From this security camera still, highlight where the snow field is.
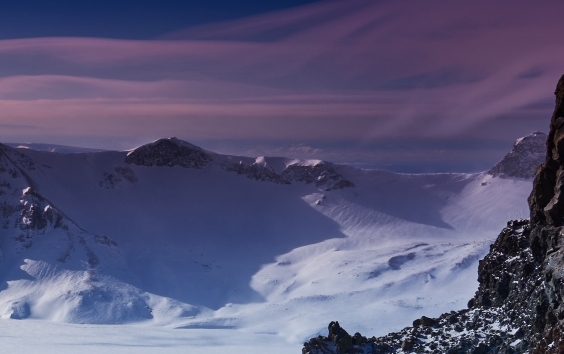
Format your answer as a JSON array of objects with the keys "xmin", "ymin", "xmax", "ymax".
[{"xmin": 0, "ymin": 138, "xmax": 536, "ymax": 352}]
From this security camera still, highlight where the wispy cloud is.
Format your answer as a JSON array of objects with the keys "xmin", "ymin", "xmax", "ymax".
[{"xmin": 0, "ymin": 0, "xmax": 562, "ymax": 170}]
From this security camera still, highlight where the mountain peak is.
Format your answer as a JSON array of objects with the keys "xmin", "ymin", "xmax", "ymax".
[
  {"xmin": 125, "ymin": 137, "xmax": 212, "ymax": 168},
  {"xmin": 129, "ymin": 137, "xmax": 206, "ymax": 152},
  {"xmin": 488, "ymin": 131, "xmax": 546, "ymax": 179}
]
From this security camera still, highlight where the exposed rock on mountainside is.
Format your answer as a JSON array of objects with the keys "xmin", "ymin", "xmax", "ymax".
[
  {"xmin": 224, "ymin": 159, "xmax": 286, "ymax": 184},
  {"xmin": 302, "ymin": 75, "xmax": 564, "ymax": 353},
  {"xmin": 99, "ymin": 166, "xmax": 137, "ymax": 189},
  {"xmin": 488, "ymin": 132, "xmax": 546, "ymax": 179},
  {"xmin": 126, "ymin": 137, "xmax": 354, "ymax": 190},
  {"xmin": 303, "ymin": 300, "xmax": 526, "ymax": 353},
  {"xmin": 281, "ymin": 163, "xmax": 355, "ymax": 190},
  {"xmin": 125, "ymin": 138, "xmax": 213, "ymax": 168},
  {"xmin": 529, "ymin": 75, "xmax": 564, "ymax": 225},
  {"xmin": 14, "ymin": 187, "xmax": 64, "ymax": 250},
  {"xmin": 224, "ymin": 158, "xmax": 355, "ymax": 190}
]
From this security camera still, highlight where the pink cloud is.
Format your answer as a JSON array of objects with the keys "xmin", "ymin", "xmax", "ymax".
[{"xmin": 0, "ymin": 0, "xmax": 563, "ymax": 151}]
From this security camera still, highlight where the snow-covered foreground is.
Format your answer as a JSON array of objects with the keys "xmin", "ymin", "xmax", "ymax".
[
  {"xmin": 0, "ymin": 133, "xmax": 543, "ymax": 352},
  {"xmin": 0, "ymin": 320, "xmax": 297, "ymax": 354}
]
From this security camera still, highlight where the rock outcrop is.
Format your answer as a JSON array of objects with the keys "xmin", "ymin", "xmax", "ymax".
[
  {"xmin": 529, "ymin": 75, "xmax": 564, "ymax": 225},
  {"xmin": 125, "ymin": 138, "xmax": 355, "ymax": 190},
  {"xmin": 303, "ymin": 302, "xmax": 526, "ymax": 353},
  {"xmin": 488, "ymin": 132, "xmax": 546, "ymax": 179},
  {"xmin": 223, "ymin": 159, "xmax": 355, "ymax": 190},
  {"xmin": 302, "ymin": 75, "xmax": 564, "ymax": 353}
]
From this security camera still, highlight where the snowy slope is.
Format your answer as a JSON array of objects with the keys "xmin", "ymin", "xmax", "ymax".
[
  {"xmin": 0, "ymin": 132, "xmax": 545, "ymax": 349},
  {"xmin": 0, "ymin": 143, "xmax": 196, "ymax": 323}
]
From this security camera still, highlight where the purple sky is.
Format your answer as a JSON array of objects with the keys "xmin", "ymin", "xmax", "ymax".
[{"xmin": 1, "ymin": 0, "xmax": 563, "ymax": 172}]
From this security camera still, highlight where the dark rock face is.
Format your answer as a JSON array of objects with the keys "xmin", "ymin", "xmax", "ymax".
[
  {"xmin": 303, "ymin": 306, "xmax": 526, "ymax": 353},
  {"xmin": 281, "ymin": 164, "xmax": 351, "ymax": 190},
  {"xmin": 470, "ymin": 220, "xmax": 564, "ymax": 353},
  {"xmin": 125, "ymin": 138, "xmax": 212, "ymax": 169},
  {"xmin": 303, "ymin": 321, "xmax": 367, "ymax": 354},
  {"xmin": 488, "ymin": 132, "xmax": 546, "ymax": 179},
  {"xmin": 18, "ymin": 187, "xmax": 64, "ymax": 232},
  {"xmin": 224, "ymin": 161, "xmax": 288, "ymax": 184},
  {"xmin": 529, "ymin": 75, "xmax": 564, "ymax": 225},
  {"xmin": 302, "ymin": 75, "xmax": 564, "ymax": 354},
  {"xmin": 328, "ymin": 321, "xmax": 353, "ymax": 353}
]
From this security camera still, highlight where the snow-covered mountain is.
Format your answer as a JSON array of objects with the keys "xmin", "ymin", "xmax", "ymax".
[
  {"xmin": 0, "ymin": 143, "xmax": 196, "ymax": 323},
  {"xmin": 0, "ymin": 132, "xmax": 545, "ymax": 347}
]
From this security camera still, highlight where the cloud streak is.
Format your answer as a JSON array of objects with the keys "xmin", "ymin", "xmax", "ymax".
[{"xmin": 0, "ymin": 0, "xmax": 562, "ymax": 170}]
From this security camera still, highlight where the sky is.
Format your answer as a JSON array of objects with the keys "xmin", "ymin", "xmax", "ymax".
[{"xmin": 0, "ymin": 0, "xmax": 563, "ymax": 172}]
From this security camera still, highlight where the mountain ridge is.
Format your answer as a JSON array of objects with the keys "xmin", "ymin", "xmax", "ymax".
[{"xmin": 0, "ymin": 129, "xmax": 546, "ymax": 347}]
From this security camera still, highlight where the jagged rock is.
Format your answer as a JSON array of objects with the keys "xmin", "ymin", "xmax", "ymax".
[
  {"xmin": 224, "ymin": 161, "xmax": 287, "ymax": 184},
  {"xmin": 281, "ymin": 164, "xmax": 350, "ymax": 189},
  {"xmin": 302, "ymin": 307, "xmax": 524, "ymax": 354},
  {"xmin": 125, "ymin": 138, "xmax": 212, "ymax": 169},
  {"xmin": 401, "ymin": 338, "xmax": 414, "ymax": 350},
  {"xmin": 328, "ymin": 321, "xmax": 353, "ymax": 354},
  {"xmin": 488, "ymin": 132, "xmax": 546, "ymax": 179},
  {"xmin": 529, "ymin": 74, "xmax": 564, "ymax": 225},
  {"xmin": 419, "ymin": 315, "xmax": 438, "ymax": 327},
  {"xmin": 223, "ymin": 159, "xmax": 355, "ymax": 190},
  {"xmin": 17, "ymin": 187, "xmax": 63, "ymax": 235},
  {"xmin": 351, "ymin": 332, "xmax": 367, "ymax": 345}
]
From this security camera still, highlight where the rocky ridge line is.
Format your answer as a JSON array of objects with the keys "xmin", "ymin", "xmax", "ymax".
[
  {"xmin": 125, "ymin": 138, "xmax": 355, "ymax": 190},
  {"xmin": 224, "ymin": 160, "xmax": 355, "ymax": 190}
]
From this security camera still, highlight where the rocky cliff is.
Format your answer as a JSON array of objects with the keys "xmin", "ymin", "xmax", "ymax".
[
  {"xmin": 301, "ymin": 76, "xmax": 564, "ymax": 354},
  {"xmin": 488, "ymin": 132, "xmax": 546, "ymax": 179},
  {"xmin": 529, "ymin": 75, "xmax": 564, "ymax": 226}
]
